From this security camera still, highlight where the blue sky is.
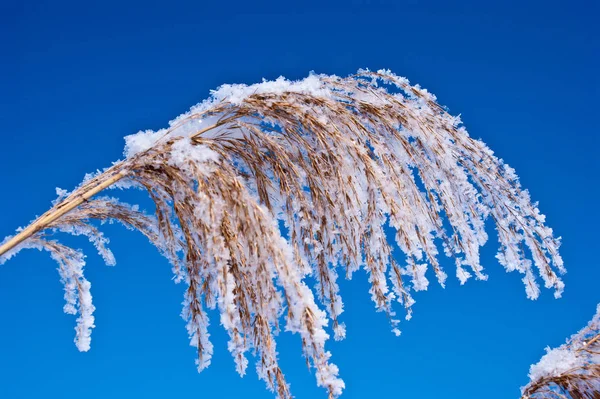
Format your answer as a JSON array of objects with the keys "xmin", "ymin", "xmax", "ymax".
[{"xmin": 0, "ymin": 1, "xmax": 598, "ymax": 398}]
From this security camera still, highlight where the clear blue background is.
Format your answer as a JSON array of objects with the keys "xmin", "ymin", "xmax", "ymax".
[{"xmin": 0, "ymin": 1, "xmax": 598, "ymax": 398}]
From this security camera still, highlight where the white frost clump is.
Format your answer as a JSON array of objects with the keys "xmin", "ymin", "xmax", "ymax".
[
  {"xmin": 523, "ymin": 303, "xmax": 600, "ymax": 397},
  {"xmin": 528, "ymin": 346, "xmax": 581, "ymax": 381},
  {"xmin": 124, "ymin": 129, "xmax": 168, "ymax": 158},
  {"xmin": 209, "ymin": 73, "xmax": 332, "ymax": 105},
  {"xmin": 168, "ymin": 140, "xmax": 220, "ymax": 178}
]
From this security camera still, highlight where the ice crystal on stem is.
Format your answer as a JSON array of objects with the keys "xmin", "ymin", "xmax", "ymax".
[{"xmin": 0, "ymin": 70, "xmax": 566, "ymax": 398}]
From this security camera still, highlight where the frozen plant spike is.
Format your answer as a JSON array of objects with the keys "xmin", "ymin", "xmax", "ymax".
[
  {"xmin": 0, "ymin": 70, "xmax": 566, "ymax": 399},
  {"xmin": 521, "ymin": 303, "xmax": 600, "ymax": 399}
]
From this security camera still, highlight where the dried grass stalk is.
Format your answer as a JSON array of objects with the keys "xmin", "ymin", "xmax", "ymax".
[
  {"xmin": 522, "ymin": 304, "xmax": 600, "ymax": 399},
  {"xmin": 0, "ymin": 69, "xmax": 566, "ymax": 398}
]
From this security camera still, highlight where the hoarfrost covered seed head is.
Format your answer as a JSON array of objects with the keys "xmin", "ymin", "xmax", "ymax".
[
  {"xmin": 522, "ymin": 304, "xmax": 600, "ymax": 398},
  {"xmin": 0, "ymin": 69, "xmax": 567, "ymax": 399}
]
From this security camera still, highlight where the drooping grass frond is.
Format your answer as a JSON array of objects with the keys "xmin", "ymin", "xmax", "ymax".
[
  {"xmin": 0, "ymin": 69, "xmax": 565, "ymax": 398},
  {"xmin": 521, "ymin": 304, "xmax": 600, "ymax": 399}
]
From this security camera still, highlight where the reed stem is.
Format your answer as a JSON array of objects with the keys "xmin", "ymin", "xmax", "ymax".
[{"xmin": 0, "ymin": 169, "xmax": 127, "ymax": 257}]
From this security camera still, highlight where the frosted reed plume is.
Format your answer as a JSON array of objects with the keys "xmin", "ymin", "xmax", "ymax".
[
  {"xmin": 0, "ymin": 69, "xmax": 566, "ymax": 398},
  {"xmin": 522, "ymin": 304, "xmax": 600, "ymax": 399}
]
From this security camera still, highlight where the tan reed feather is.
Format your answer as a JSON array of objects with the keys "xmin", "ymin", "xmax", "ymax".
[
  {"xmin": 0, "ymin": 70, "xmax": 567, "ymax": 398},
  {"xmin": 521, "ymin": 307, "xmax": 600, "ymax": 399}
]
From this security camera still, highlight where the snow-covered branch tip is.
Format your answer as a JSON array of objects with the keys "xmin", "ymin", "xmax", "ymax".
[
  {"xmin": 0, "ymin": 69, "xmax": 566, "ymax": 398},
  {"xmin": 521, "ymin": 304, "xmax": 600, "ymax": 399}
]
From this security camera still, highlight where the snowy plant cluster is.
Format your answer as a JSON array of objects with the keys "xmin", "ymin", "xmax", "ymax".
[
  {"xmin": 0, "ymin": 70, "xmax": 566, "ymax": 398},
  {"xmin": 522, "ymin": 304, "xmax": 600, "ymax": 398},
  {"xmin": 0, "ymin": 197, "xmax": 167, "ymax": 351}
]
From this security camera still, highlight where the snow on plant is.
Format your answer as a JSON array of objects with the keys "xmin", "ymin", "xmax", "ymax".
[
  {"xmin": 522, "ymin": 304, "xmax": 600, "ymax": 398},
  {"xmin": 0, "ymin": 69, "xmax": 566, "ymax": 398}
]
